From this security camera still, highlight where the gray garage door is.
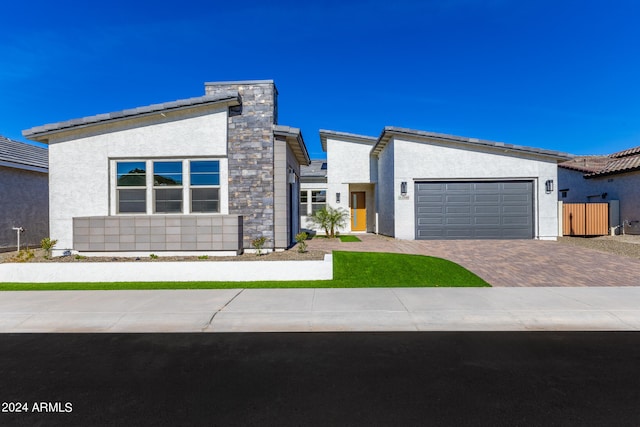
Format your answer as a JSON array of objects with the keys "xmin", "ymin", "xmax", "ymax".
[{"xmin": 415, "ymin": 181, "xmax": 533, "ymax": 239}]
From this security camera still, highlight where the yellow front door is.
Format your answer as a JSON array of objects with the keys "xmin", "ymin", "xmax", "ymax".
[{"xmin": 350, "ymin": 192, "xmax": 366, "ymax": 231}]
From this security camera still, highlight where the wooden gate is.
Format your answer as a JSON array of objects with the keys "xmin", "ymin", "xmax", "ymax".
[{"xmin": 562, "ymin": 203, "xmax": 609, "ymax": 236}]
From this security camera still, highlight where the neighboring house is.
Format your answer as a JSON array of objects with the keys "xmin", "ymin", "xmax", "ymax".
[
  {"xmin": 320, "ymin": 127, "xmax": 570, "ymax": 240},
  {"xmin": 559, "ymin": 146, "xmax": 640, "ymax": 232},
  {"xmin": 299, "ymin": 159, "xmax": 328, "ymax": 231},
  {"xmin": 23, "ymin": 80, "xmax": 310, "ymax": 256},
  {"xmin": 0, "ymin": 135, "xmax": 49, "ymax": 250}
]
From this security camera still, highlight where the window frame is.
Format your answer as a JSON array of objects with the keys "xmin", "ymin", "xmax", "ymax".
[
  {"xmin": 111, "ymin": 158, "xmax": 227, "ymax": 216},
  {"xmin": 116, "ymin": 161, "xmax": 147, "ymax": 214},
  {"xmin": 153, "ymin": 161, "xmax": 184, "ymax": 214},
  {"xmin": 189, "ymin": 160, "xmax": 221, "ymax": 213}
]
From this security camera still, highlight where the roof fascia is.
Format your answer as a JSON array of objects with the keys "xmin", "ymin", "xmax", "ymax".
[
  {"xmin": 0, "ymin": 160, "xmax": 48, "ymax": 173},
  {"xmin": 319, "ymin": 130, "xmax": 376, "ymax": 152},
  {"xmin": 372, "ymin": 127, "xmax": 571, "ymax": 162},
  {"xmin": 274, "ymin": 126, "xmax": 311, "ymax": 166},
  {"xmin": 23, "ymin": 96, "xmax": 240, "ymax": 143}
]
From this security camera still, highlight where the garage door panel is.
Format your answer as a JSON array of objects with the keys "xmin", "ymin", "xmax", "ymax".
[
  {"xmin": 475, "ymin": 206, "xmax": 500, "ymax": 214},
  {"xmin": 446, "ymin": 206, "xmax": 471, "ymax": 214},
  {"xmin": 417, "ymin": 217, "xmax": 444, "ymax": 225},
  {"xmin": 418, "ymin": 195, "xmax": 443, "ymax": 203},
  {"xmin": 503, "ymin": 182, "xmax": 531, "ymax": 191},
  {"xmin": 446, "ymin": 195, "xmax": 471, "ymax": 203},
  {"xmin": 474, "ymin": 182, "xmax": 501, "ymax": 191},
  {"xmin": 474, "ymin": 217, "xmax": 501, "ymax": 225},
  {"xmin": 415, "ymin": 181, "xmax": 533, "ymax": 240},
  {"xmin": 503, "ymin": 216, "xmax": 531, "ymax": 225},
  {"xmin": 503, "ymin": 194, "xmax": 530, "ymax": 203},
  {"xmin": 503, "ymin": 205, "xmax": 529, "ymax": 214},
  {"xmin": 446, "ymin": 183, "xmax": 472, "ymax": 191},
  {"xmin": 446, "ymin": 217, "xmax": 472, "ymax": 225},
  {"xmin": 418, "ymin": 206, "xmax": 443, "ymax": 214},
  {"xmin": 475, "ymin": 194, "xmax": 501, "ymax": 203}
]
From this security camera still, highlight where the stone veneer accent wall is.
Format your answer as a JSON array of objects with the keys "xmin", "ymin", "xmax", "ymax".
[{"xmin": 205, "ymin": 81, "xmax": 277, "ymax": 249}]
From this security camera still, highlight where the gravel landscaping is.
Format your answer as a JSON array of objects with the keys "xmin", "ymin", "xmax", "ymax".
[
  {"xmin": 0, "ymin": 247, "xmax": 327, "ymax": 263},
  {"xmin": 557, "ymin": 235, "xmax": 640, "ymax": 259}
]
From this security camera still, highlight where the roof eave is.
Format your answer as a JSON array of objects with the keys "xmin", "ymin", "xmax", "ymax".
[
  {"xmin": 0, "ymin": 160, "xmax": 48, "ymax": 173},
  {"xmin": 372, "ymin": 127, "xmax": 572, "ymax": 162},
  {"xmin": 23, "ymin": 95, "xmax": 241, "ymax": 143},
  {"xmin": 274, "ymin": 125, "xmax": 311, "ymax": 166},
  {"xmin": 319, "ymin": 129, "xmax": 377, "ymax": 153}
]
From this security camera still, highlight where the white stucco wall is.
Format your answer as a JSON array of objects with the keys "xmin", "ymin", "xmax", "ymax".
[
  {"xmin": 47, "ymin": 107, "xmax": 229, "ymax": 251},
  {"xmin": 0, "ymin": 254, "xmax": 333, "ymax": 282},
  {"xmin": 325, "ymin": 137, "xmax": 376, "ymax": 233},
  {"xmin": 380, "ymin": 137, "xmax": 559, "ymax": 240}
]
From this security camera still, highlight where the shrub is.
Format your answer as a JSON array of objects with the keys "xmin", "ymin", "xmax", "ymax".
[
  {"xmin": 40, "ymin": 237, "xmax": 58, "ymax": 259},
  {"xmin": 11, "ymin": 248, "xmax": 35, "ymax": 263},
  {"xmin": 198, "ymin": 255, "xmax": 209, "ymax": 260},
  {"xmin": 251, "ymin": 236, "xmax": 268, "ymax": 256},
  {"xmin": 150, "ymin": 254, "xmax": 159, "ymax": 259},
  {"xmin": 295, "ymin": 232, "xmax": 308, "ymax": 253}
]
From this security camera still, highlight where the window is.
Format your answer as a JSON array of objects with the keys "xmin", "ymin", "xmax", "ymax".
[
  {"xmin": 154, "ymin": 161, "xmax": 183, "ymax": 213},
  {"xmin": 113, "ymin": 158, "xmax": 225, "ymax": 215},
  {"xmin": 190, "ymin": 160, "xmax": 220, "ymax": 213},
  {"xmin": 117, "ymin": 162, "xmax": 146, "ymax": 213},
  {"xmin": 311, "ymin": 190, "xmax": 326, "ymax": 214}
]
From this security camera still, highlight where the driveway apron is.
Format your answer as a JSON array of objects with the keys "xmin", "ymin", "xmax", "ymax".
[{"xmin": 307, "ymin": 235, "xmax": 640, "ymax": 287}]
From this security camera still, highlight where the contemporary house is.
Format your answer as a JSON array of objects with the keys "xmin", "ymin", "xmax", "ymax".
[
  {"xmin": 320, "ymin": 127, "xmax": 570, "ymax": 240},
  {"xmin": 559, "ymin": 146, "xmax": 640, "ymax": 233},
  {"xmin": 0, "ymin": 135, "xmax": 49, "ymax": 250},
  {"xmin": 23, "ymin": 80, "xmax": 310, "ymax": 256}
]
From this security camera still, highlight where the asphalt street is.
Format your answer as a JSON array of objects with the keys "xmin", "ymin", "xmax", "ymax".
[{"xmin": 1, "ymin": 332, "xmax": 639, "ymax": 426}]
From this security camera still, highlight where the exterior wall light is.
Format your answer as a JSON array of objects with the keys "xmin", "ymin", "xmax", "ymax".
[
  {"xmin": 336, "ymin": 193, "xmax": 341, "ymax": 203},
  {"xmin": 545, "ymin": 180, "xmax": 554, "ymax": 193},
  {"xmin": 400, "ymin": 181, "xmax": 408, "ymax": 196}
]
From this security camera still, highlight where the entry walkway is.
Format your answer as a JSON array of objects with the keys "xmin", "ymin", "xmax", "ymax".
[
  {"xmin": 307, "ymin": 234, "xmax": 640, "ymax": 287},
  {"xmin": 1, "ymin": 287, "xmax": 639, "ymax": 332}
]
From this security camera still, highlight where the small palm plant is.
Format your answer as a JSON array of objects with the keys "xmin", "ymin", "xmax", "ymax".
[{"xmin": 308, "ymin": 206, "xmax": 349, "ymax": 238}]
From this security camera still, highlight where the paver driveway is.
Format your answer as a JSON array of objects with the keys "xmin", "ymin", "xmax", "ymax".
[{"xmin": 307, "ymin": 234, "xmax": 640, "ymax": 287}]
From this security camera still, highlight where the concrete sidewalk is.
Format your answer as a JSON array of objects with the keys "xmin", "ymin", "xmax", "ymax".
[{"xmin": 1, "ymin": 287, "xmax": 639, "ymax": 332}]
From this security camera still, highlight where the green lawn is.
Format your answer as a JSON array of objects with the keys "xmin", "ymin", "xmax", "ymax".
[{"xmin": 0, "ymin": 251, "xmax": 490, "ymax": 290}]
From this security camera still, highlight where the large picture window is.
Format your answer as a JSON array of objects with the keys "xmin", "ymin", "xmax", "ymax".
[
  {"xmin": 117, "ymin": 162, "xmax": 146, "ymax": 213},
  {"xmin": 190, "ymin": 160, "xmax": 220, "ymax": 213},
  {"xmin": 113, "ymin": 159, "xmax": 224, "ymax": 215}
]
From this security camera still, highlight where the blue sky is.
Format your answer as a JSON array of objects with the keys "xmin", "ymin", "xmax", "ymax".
[{"xmin": 2, "ymin": 0, "xmax": 639, "ymax": 158}]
